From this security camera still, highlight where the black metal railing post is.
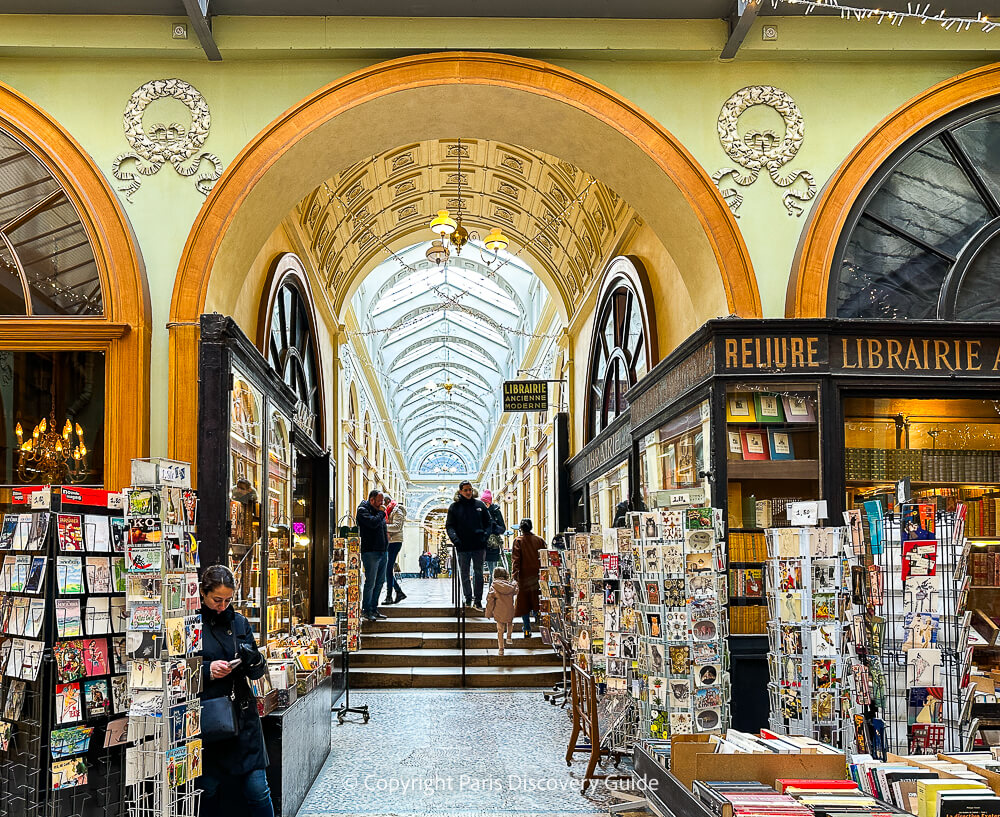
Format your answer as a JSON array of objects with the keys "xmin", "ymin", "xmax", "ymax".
[{"xmin": 450, "ymin": 546, "xmax": 467, "ymax": 686}]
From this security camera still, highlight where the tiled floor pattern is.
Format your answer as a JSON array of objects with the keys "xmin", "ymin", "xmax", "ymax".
[{"xmin": 296, "ymin": 689, "xmax": 631, "ymax": 817}]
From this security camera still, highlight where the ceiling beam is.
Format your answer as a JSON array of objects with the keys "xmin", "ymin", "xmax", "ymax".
[
  {"xmin": 720, "ymin": 0, "xmax": 760, "ymax": 60},
  {"xmin": 181, "ymin": 0, "xmax": 222, "ymax": 61}
]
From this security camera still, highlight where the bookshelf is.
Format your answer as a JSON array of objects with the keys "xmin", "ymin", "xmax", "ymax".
[{"xmin": 725, "ymin": 386, "xmax": 821, "ymax": 635}]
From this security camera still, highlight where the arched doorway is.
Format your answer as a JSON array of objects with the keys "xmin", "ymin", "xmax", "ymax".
[
  {"xmin": 168, "ymin": 51, "xmax": 758, "ymax": 469},
  {"xmin": 0, "ymin": 82, "xmax": 150, "ymax": 489}
]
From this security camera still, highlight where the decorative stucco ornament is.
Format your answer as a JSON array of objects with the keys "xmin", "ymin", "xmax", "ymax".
[
  {"xmin": 712, "ymin": 85, "xmax": 816, "ymax": 217},
  {"xmin": 112, "ymin": 78, "xmax": 224, "ymax": 201}
]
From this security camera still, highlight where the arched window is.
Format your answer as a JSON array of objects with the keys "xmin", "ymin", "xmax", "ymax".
[
  {"xmin": 259, "ymin": 254, "xmax": 323, "ymax": 443},
  {"xmin": 586, "ymin": 256, "xmax": 656, "ymax": 442},
  {"xmin": 832, "ymin": 99, "xmax": 1000, "ymax": 320}
]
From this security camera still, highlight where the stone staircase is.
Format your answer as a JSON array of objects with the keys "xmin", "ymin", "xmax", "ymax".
[{"xmin": 352, "ymin": 601, "xmax": 564, "ymax": 688}]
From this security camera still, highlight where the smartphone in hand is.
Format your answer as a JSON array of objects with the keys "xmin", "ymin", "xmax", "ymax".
[{"xmin": 227, "ymin": 658, "xmax": 242, "ymax": 669}]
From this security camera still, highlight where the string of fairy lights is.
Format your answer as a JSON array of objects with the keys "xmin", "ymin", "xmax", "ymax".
[{"xmin": 775, "ymin": 0, "xmax": 999, "ymax": 30}]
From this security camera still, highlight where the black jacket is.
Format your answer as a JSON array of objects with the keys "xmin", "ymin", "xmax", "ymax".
[
  {"xmin": 356, "ymin": 500, "xmax": 389, "ymax": 553},
  {"xmin": 485, "ymin": 504, "xmax": 505, "ymax": 560},
  {"xmin": 445, "ymin": 493, "xmax": 492, "ymax": 553},
  {"xmin": 200, "ymin": 604, "xmax": 268, "ymax": 776}
]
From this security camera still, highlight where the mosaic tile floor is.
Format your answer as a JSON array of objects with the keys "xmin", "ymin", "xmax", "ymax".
[{"xmin": 295, "ymin": 690, "xmax": 632, "ymax": 817}]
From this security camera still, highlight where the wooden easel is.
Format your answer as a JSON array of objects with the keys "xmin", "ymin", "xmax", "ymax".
[{"xmin": 565, "ymin": 663, "xmax": 629, "ymax": 792}]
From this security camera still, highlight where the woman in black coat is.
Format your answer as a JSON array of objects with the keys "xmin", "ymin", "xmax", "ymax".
[{"xmin": 199, "ymin": 564, "xmax": 274, "ymax": 817}]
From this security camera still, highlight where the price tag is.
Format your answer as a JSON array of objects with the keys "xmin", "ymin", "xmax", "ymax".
[
  {"xmin": 30, "ymin": 487, "xmax": 51, "ymax": 510},
  {"xmin": 787, "ymin": 501, "xmax": 819, "ymax": 527},
  {"xmin": 159, "ymin": 463, "xmax": 189, "ymax": 486},
  {"xmin": 107, "ymin": 493, "xmax": 125, "ymax": 511},
  {"xmin": 670, "ymin": 492, "xmax": 690, "ymax": 506}
]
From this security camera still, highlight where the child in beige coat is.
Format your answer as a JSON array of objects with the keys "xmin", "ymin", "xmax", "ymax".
[{"xmin": 484, "ymin": 567, "xmax": 518, "ymax": 655}]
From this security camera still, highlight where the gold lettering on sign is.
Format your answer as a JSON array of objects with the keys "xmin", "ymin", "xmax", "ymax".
[
  {"xmin": 725, "ymin": 339, "xmax": 738, "ymax": 368},
  {"xmin": 791, "ymin": 337, "xmax": 804, "ymax": 367},
  {"xmin": 968, "ymin": 340, "xmax": 982, "ymax": 370},
  {"xmin": 887, "ymin": 339, "xmax": 903, "ymax": 370}
]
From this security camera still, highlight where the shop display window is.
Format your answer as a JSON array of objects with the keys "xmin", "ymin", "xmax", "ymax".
[
  {"xmin": 229, "ymin": 373, "xmax": 263, "ymax": 640},
  {"xmin": 0, "ymin": 350, "xmax": 105, "ymax": 488},
  {"xmin": 638, "ymin": 400, "xmax": 710, "ymax": 510},
  {"xmin": 725, "ymin": 384, "xmax": 821, "ymax": 635},
  {"xmin": 267, "ymin": 413, "xmax": 292, "ymax": 639},
  {"xmin": 587, "ymin": 459, "xmax": 628, "ymax": 530},
  {"xmin": 292, "ymin": 459, "xmax": 314, "ymax": 625}
]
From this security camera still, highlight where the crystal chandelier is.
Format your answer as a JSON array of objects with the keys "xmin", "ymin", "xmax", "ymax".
[
  {"xmin": 15, "ymin": 394, "xmax": 88, "ymax": 484},
  {"xmin": 426, "ymin": 139, "xmax": 510, "ymax": 268}
]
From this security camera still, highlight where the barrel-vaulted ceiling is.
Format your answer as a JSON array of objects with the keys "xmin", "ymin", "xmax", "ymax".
[
  {"xmin": 351, "ymin": 240, "xmax": 541, "ymax": 477},
  {"xmin": 292, "ymin": 138, "xmax": 637, "ymax": 479},
  {"xmin": 295, "ymin": 138, "xmax": 637, "ymax": 322}
]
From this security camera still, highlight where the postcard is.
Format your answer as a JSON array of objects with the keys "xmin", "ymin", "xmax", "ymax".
[
  {"xmin": 23, "ymin": 556, "xmax": 46, "ymax": 594},
  {"xmin": 129, "ymin": 601, "xmax": 163, "ymax": 632},
  {"xmin": 187, "ymin": 738, "xmax": 202, "ymax": 779},
  {"xmin": 83, "ymin": 596, "xmax": 112, "ymax": 635},
  {"xmin": 85, "ymin": 556, "xmax": 113, "ymax": 594},
  {"xmin": 104, "ymin": 717, "xmax": 129, "ymax": 748},
  {"xmin": 26, "ymin": 513, "xmax": 49, "ymax": 550},
  {"xmin": 50, "ymin": 725, "xmax": 94, "ymax": 759},
  {"xmin": 109, "ymin": 517, "xmax": 126, "ymax": 552},
  {"xmin": 126, "ymin": 545, "xmax": 161, "ymax": 573},
  {"xmin": 56, "ymin": 556, "xmax": 83, "ymax": 594},
  {"xmin": 111, "ymin": 557, "xmax": 126, "ymax": 592},
  {"xmin": 51, "ymin": 757, "xmax": 87, "ymax": 790},
  {"xmin": 111, "ymin": 675, "xmax": 130, "ymax": 713},
  {"xmin": 57, "ymin": 514, "xmax": 84, "ymax": 552},
  {"xmin": 56, "ymin": 681, "xmax": 82, "ymax": 724},
  {"xmin": 0, "ymin": 514, "xmax": 17, "ymax": 550},
  {"xmin": 82, "ymin": 637, "xmax": 109, "ymax": 676},
  {"xmin": 83, "ymin": 515, "xmax": 111, "ymax": 552},
  {"xmin": 83, "ymin": 678, "xmax": 111, "ymax": 718}
]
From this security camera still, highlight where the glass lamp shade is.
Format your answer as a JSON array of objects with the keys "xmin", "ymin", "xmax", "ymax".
[
  {"xmin": 430, "ymin": 210, "xmax": 457, "ymax": 236},
  {"xmin": 484, "ymin": 227, "xmax": 509, "ymax": 252},
  {"xmin": 425, "ymin": 239, "xmax": 451, "ymax": 266}
]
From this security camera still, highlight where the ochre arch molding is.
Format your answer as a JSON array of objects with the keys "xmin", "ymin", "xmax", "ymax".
[
  {"xmin": 788, "ymin": 62, "xmax": 1000, "ymax": 318},
  {"xmin": 169, "ymin": 51, "xmax": 759, "ymax": 470},
  {"xmin": 0, "ymin": 82, "xmax": 151, "ymax": 489}
]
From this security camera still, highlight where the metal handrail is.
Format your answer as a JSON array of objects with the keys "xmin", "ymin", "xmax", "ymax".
[{"xmin": 450, "ymin": 545, "xmax": 467, "ymax": 686}]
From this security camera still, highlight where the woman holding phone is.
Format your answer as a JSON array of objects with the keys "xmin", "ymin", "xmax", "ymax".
[{"xmin": 200, "ymin": 564, "xmax": 274, "ymax": 817}]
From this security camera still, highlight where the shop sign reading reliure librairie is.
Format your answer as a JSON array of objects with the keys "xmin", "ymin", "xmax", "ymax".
[
  {"xmin": 718, "ymin": 331, "xmax": 1000, "ymax": 376},
  {"xmin": 503, "ymin": 380, "xmax": 548, "ymax": 412}
]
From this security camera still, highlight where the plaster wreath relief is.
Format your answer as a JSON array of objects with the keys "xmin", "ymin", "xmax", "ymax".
[
  {"xmin": 112, "ymin": 78, "xmax": 224, "ymax": 201},
  {"xmin": 712, "ymin": 85, "xmax": 816, "ymax": 218}
]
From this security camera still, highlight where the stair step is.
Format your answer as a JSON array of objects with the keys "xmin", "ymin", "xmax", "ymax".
[
  {"xmin": 379, "ymin": 604, "xmax": 457, "ymax": 618},
  {"xmin": 362, "ymin": 633, "xmax": 547, "ymax": 650},
  {"xmin": 362, "ymin": 616, "xmax": 497, "ymax": 634},
  {"xmin": 350, "ymin": 665, "xmax": 564, "ymax": 688},
  {"xmin": 351, "ymin": 648, "xmax": 562, "ymax": 668}
]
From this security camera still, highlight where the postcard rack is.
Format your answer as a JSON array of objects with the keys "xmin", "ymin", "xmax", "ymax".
[
  {"xmin": 123, "ymin": 459, "xmax": 203, "ymax": 817},
  {"xmin": 765, "ymin": 526, "xmax": 854, "ymax": 750},
  {"xmin": 847, "ymin": 500, "xmax": 972, "ymax": 756},
  {"xmin": 1, "ymin": 487, "xmax": 128, "ymax": 817},
  {"xmin": 627, "ymin": 508, "xmax": 731, "ymax": 742}
]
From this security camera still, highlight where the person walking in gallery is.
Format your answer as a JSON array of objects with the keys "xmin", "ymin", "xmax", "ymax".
[
  {"xmin": 480, "ymin": 489, "xmax": 506, "ymax": 587},
  {"xmin": 382, "ymin": 494, "xmax": 408, "ymax": 604},
  {"xmin": 418, "ymin": 549, "xmax": 431, "ymax": 578},
  {"xmin": 512, "ymin": 517, "xmax": 546, "ymax": 637},
  {"xmin": 199, "ymin": 564, "xmax": 275, "ymax": 817},
  {"xmin": 445, "ymin": 480, "xmax": 493, "ymax": 611},
  {"xmin": 484, "ymin": 566, "xmax": 518, "ymax": 655},
  {"xmin": 356, "ymin": 489, "xmax": 389, "ymax": 621},
  {"xmin": 430, "ymin": 553, "xmax": 441, "ymax": 577}
]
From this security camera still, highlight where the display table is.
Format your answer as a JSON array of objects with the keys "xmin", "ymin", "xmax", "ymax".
[{"xmin": 263, "ymin": 674, "xmax": 334, "ymax": 817}]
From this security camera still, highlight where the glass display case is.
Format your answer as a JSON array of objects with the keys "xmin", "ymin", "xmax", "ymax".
[
  {"xmin": 587, "ymin": 458, "xmax": 628, "ymax": 529},
  {"xmin": 267, "ymin": 412, "xmax": 292, "ymax": 639},
  {"xmin": 637, "ymin": 400, "xmax": 710, "ymax": 510},
  {"xmin": 230, "ymin": 372, "xmax": 264, "ymax": 640}
]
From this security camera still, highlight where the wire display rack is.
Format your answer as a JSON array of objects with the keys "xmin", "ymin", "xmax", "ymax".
[
  {"xmin": 847, "ymin": 501, "xmax": 972, "ymax": 756},
  {"xmin": 765, "ymin": 525, "xmax": 854, "ymax": 750}
]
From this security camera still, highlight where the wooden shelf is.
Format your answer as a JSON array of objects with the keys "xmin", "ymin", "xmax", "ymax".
[
  {"xmin": 845, "ymin": 480, "xmax": 1000, "ymax": 487},
  {"xmin": 728, "ymin": 459, "xmax": 819, "ymax": 480}
]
